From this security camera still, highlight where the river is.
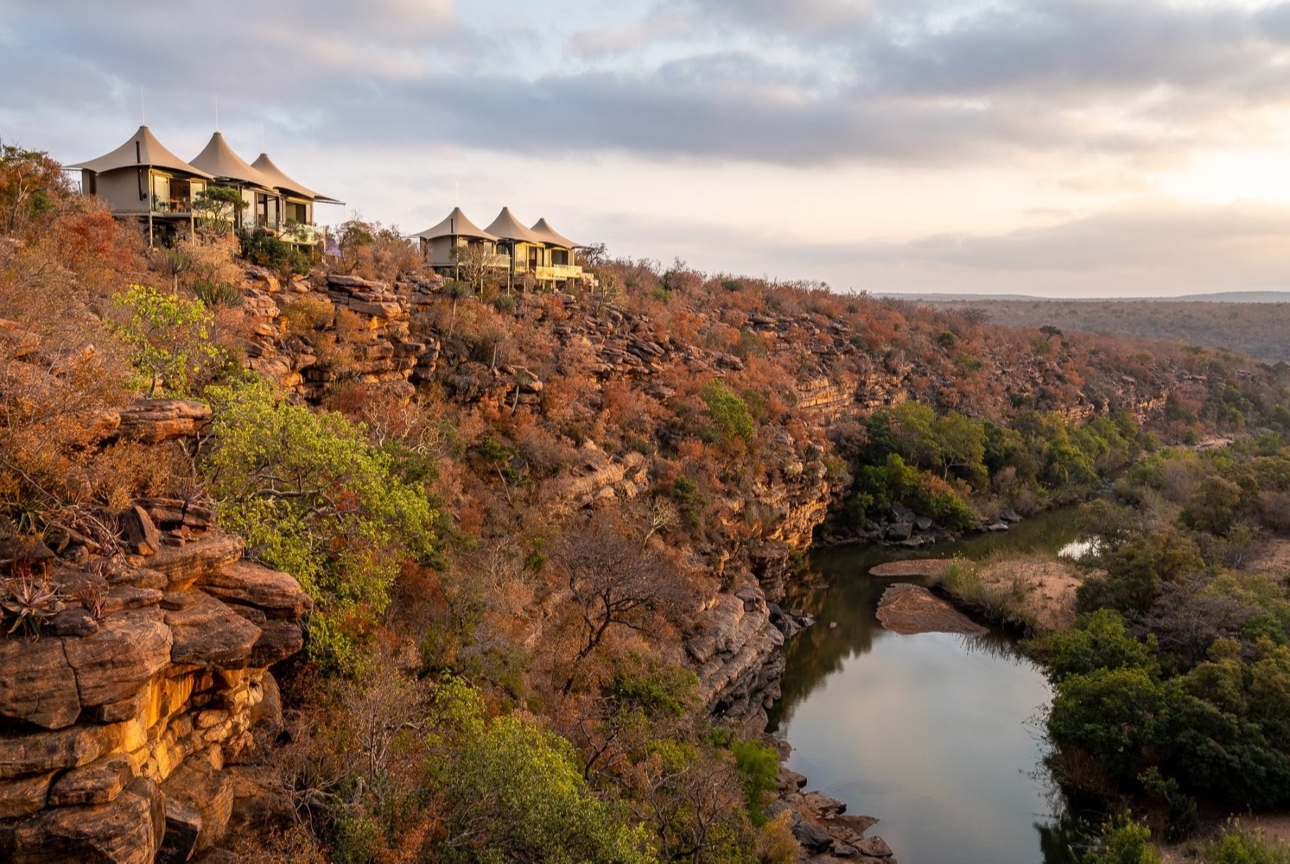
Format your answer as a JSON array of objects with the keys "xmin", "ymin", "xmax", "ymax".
[{"xmin": 767, "ymin": 508, "xmax": 1086, "ymax": 864}]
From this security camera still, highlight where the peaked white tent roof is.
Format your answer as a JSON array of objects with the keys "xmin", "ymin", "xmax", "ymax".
[
  {"xmin": 189, "ymin": 132, "xmax": 276, "ymax": 189},
  {"xmin": 529, "ymin": 218, "xmax": 580, "ymax": 249},
  {"xmin": 485, "ymin": 207, "xmax": 544, "ymax": 244},
  {"xmin": 415, "ymin": 207, "xmax": 498, "ymax": 241},
  {"xmin": 250, "ymin": 153, "xmax": 317, "ymax": 198},
  {"xmin": 68, "ymin": 125, "xmax": 213, "ymax": 179},
  {"xmin": 250, "ymin": 153, "xmax": 345, "ymax": 205}
]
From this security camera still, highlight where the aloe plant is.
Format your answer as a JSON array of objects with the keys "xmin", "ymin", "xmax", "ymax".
[{"xmin": 1, "ymin": 568, "xmax": 62, "ymax": 639}]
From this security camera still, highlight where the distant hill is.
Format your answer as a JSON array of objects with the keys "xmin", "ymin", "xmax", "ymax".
[
  {"xmin": 914, "ymin": 297, "xmax": 1290, "ymax": 363},
  {"xmin": 878, "ymin": 291, "xmax": 1290, "ymax": 304}
]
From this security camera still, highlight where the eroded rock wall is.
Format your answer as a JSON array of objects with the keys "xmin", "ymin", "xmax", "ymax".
[{"xmin": 0, "ymin": 504, "xmax": 310, "ymax": 864}]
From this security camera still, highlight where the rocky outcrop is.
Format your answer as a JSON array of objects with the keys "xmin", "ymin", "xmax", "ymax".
[
  {"xmin": 688, "ymin": 586, "xmax": 787, "ymax": 732},
  {"xmin": 874, "ymin": 583, "xmax": 987, "ymax": 636},
  {"xmin": 0, "ymin": 509, "xmax": 310, "ymax": 862},
  {"xmin": 115, "ymin": 400, "xmax": 212, "ymax": 444},
  {"xmin": 768, "ymin": 760, "xmax": 897, "ymax": 864}
]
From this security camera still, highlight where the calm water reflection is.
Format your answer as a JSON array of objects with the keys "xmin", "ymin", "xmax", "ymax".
[{"xmin": 768, "ymin": 511, "xmax": 1085, "ymax": 864}]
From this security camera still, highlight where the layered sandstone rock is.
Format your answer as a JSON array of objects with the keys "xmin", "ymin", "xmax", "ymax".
[{"xmin": 0, "ymin": 509, "xmax": 310, "ymax": 863}]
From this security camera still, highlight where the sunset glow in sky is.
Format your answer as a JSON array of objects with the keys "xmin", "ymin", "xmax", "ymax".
[{"xmin": 5, "ymin": 0, "xmax": 1290, "ymax": 296}]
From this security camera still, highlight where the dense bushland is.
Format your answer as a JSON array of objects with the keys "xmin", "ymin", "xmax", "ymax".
[
  {"xmin": 5, "ymin": 141, "xmax": 1289, "ymax": 863},
  {"xmin": 1039, "ymin": 407, "xmax": 1290, "ymax": 842}
]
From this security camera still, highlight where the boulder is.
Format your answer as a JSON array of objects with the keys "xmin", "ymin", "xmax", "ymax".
[
  {"xmin": 63, "ymin": 610, "xmax": 173, "ymax": 708},
  {"xmin": 855, "ymin": 836, "xmax": 895, "ymax": 858},
  {"xmin": 161, "ymin": 758, "xmax": 234, "ymax": 852},
  {"xmin": 47, "ymin": 753, "xmax": 135, "ymax": 807},
  {"xmin": 165, "ymin": 592, "xmax": 262, "ymax": 668},
  {"xmin": 119, "ymin": 505, "xmax": 161, "ymax": 556},
  {"xmin": 102, "ymin": 586, "xmax": 165, "ymax": 615},
  {"xmin": 0, "ymin": 723, "xmax": 110, "ymax": 779},
  {"xmin": 116, "ymin": 400, "xmax": 211, "ymax": 444},
  {"xmin": 48, "ymin": 606, "xmax": 100, "ymax": 637},
  {"xmin": 158, "ymin": 798, "xmax": 203, "ymax": 864},
  {"xmin": 802, "ymin": 791, "xmax": 847, "ymax": 817},
  {"xmin": 199, "ymin": 562, "xmax": 312, "ymax": 619},
  {"xmin": 0, "ymin": 771, "xmax": 54, "ymax": 818},
  {"xmin": 884, "ymin": 521, "xmax": 914, "ymax": 542},
  {"xmin": 148, "ymin": 535, "xmax": 245, "ymax": 592},
  {"xmin": 248, "ymin": 620, "xmax": 304, "ymax": 667},
  {"xmin": 0, "ymin": 635, "xmax": 81, "ymax": 729},
  {"xmin": 793, "ymin": 819, "xmax": 834, "ymax": 852},
  {"xmin": 0, "ymin": 776, "xmax": 164, "ymax": 864}
]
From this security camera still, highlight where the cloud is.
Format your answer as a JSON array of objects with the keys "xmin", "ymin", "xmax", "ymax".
[
  {"xmin": 592, "ymin": 198, "xmax": 1290, "ymax": 295},
  {"xmin": 9, "ymin": 0, "xmax": 1290, "ymax": 170}
]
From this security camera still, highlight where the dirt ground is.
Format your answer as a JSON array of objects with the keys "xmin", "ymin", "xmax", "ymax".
[
  {"xmin": 1242, "ymin": 536, "xmax": 1290, "ymax": 581},
  {"xmin": 875, "ymin": 583, "xmax": 988, "ymax": 635},
  {"xmin": 868, "ymin": 559, "xmax": 950, "ymax": 578},
  {"xmin": 872, "ymin": 555, "xmax": 1084, "ymax": 633},
  {"xmin": 975, "ymin": 554, "xmax": 1085, "ymax": 633}
]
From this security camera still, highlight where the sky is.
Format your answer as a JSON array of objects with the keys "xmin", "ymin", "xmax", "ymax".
[{"xmin": 4, "ymin": 0, "xmax": 1290, "ymax": 297}]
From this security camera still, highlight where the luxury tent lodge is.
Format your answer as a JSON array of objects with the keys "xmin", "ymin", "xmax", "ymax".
[
  {"xmin": 71, "ymin": 125, "xmax": 340, "ymax": 245},
  {"xmin": 414, "ymin": 206, "xmax": 584, "ymax": 290},
  {"xmin": 68, "ymin": 126, "xmax": 214, "ymax": 244}
]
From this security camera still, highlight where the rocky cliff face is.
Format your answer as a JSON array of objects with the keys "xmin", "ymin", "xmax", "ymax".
[
  {"xmin": 227, "ymin": 268, "xmax": 1219, "ymax": 731},
  {"xmin": 0, "ymin": 420, "xmax": 310, "ymax": 863}
]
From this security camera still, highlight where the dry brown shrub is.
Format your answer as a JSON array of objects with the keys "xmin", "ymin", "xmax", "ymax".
[{"xmin": 278, "ymin": 294, "xmax": 334, "ymax": 336}]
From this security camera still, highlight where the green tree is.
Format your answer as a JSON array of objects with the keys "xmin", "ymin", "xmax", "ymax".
[
  {"xmin": 1048, "ymin": 609, "xmax": 1160, "ymax": 685},
  {"xmin": 1048, "ymin": 667, "xmax": 1168, "ymax": 782},
  {"xmin": 701, "ymin": 381, "xmax": 755, "ymax": 444},
  {"xmin": 429, "ymin": 678, "xmax": 656, "ymax": 864},
  {"xmin": 109, "ymin": 283, "xmax": 215, "ymax": 396},
  {"xmin": 203, "ymin": 376, "xmax": 439, "ymax": 672},
  {"xmin": 192, "ymin": 185, "xmax": 246, "ymax": 236}
]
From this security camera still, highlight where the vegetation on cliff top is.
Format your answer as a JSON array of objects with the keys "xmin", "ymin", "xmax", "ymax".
[{"xmin": 4, "ymin": 140, "xmax": 1289, "ymax": 862}]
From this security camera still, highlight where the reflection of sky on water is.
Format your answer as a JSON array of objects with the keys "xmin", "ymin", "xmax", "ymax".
[
  {"xmin": 780, "ymin": 631, "xmax": 1058, "ymax": 864},
  {"xmin": 769, "ymin": 509, "xmax": 1084, "ymax": 864}
]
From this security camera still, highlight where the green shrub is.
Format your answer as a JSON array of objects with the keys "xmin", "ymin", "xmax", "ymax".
[
  {"xmin": 701, "ymin": 381, "xmax": 755, "ymax": 444},
  {"xmin": 429, "ymin": 679, "xmax": 655, "ymax": 864},
  {"xmin": 1202, "ymin": 827, "xmax": 1290, "ymax": 864},
  {"xmin": 203, "ymin": 376, "xmax": 439, "ymax": 674},
  {"xmin": 1083, "ymin": 817, "xmax": 1161, "ymax": 864},
  {"xmin": 110, "ymin": 283, "xmax": 216, "ymax": 396},
  {"xmin": 731, "ymin": 739, "xmax": 779, "ymax": 827},
  {"xmin": 241, "ymin": 227, "xmax": 310, "ymax": 276},
  {"xmin": 1048, "ymin": 609, "xmax": 1160, "ymax": 685},
  {"xmin": 672, "ymin": 476, "xmax": 707, "ymax": 533}
]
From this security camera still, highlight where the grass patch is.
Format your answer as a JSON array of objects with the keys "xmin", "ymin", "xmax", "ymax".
[
  {"xmin": 1182, "ymin": 824, "xmax": 1290, "ymax": 864},
  {"xmin": 929, "ymin": 553, "xmax": 1067, "ymax": 635}
]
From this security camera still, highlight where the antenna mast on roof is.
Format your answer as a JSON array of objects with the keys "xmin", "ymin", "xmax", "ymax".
[
  {"xmin": 141, "ymin": 89, "xmax": 145, "ymax": 125},
  {"xmin": 215, "ymin": 96, "xmax": 219, "ymax": 131}
]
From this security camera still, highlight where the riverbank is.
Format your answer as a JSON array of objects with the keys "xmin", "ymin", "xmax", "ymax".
[
  {"xmin": 764, "ymin": 753, "xmax": 898, "ymax": 863},
  {"xmin": 765, "ymin": 529, "xmax": 1067, "ymax": 864}
]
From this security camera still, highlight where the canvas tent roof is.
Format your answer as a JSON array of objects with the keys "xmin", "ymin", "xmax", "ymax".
[
  {"xmin": 250, "ymin": 153, "xmax": 345, "ymax": 205},
  {"xmin": 484, "ymin": 207, "xmax": 544, "ymax": 244},
  {"xmin": 68, "ymin": 125, "xmax": 213, "ymax": 179},
  {"xmin": 529, "ymin": 218, "xmax": 580, "ymax": 249},
  {"xmin": 250, "ymin": 153, "xmax": 317, "ymax": 198},
  {"xmin": 189, "ymin": 132, "xmax": 276, "ymax": 189},
  {"xmin": 415, "ymin": 207, "xmax": 498, "ymax": 241}
]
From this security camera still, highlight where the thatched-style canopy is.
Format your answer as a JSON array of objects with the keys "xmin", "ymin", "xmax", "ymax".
[{"xmin": 69, "ymin": 125, "xmax": 213, "ymax": 178}]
